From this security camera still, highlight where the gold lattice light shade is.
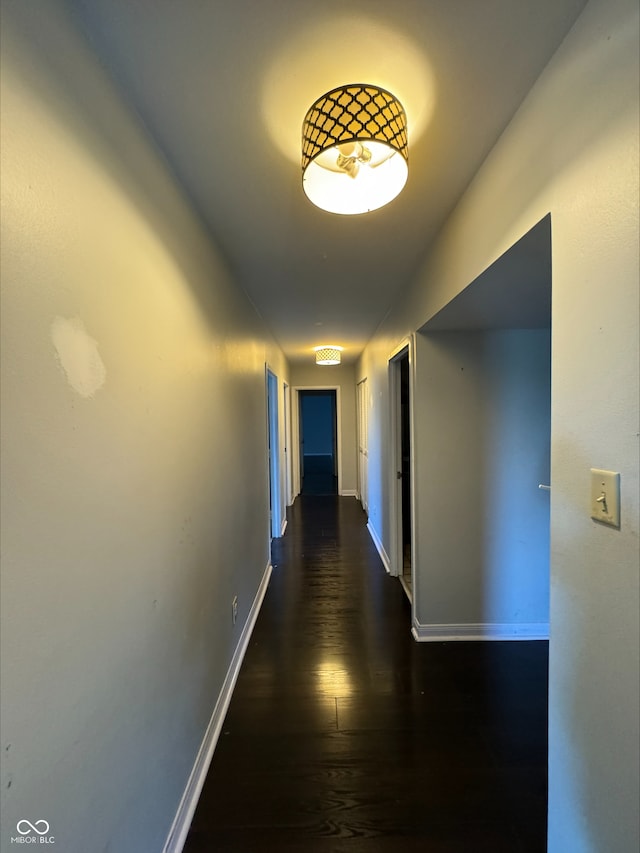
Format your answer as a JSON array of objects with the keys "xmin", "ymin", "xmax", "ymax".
[
  {"xmin": 302, "ymin": 84, "xmax": 408, "ymax": 215},
  {"xmin": 314, "ymin": 346, "xmax": 343, "ymax": 365}
]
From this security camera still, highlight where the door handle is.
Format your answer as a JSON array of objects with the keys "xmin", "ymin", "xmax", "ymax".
[{"xmin": 397, "ymin": 471, "xmax": 402, "ymax": 480}]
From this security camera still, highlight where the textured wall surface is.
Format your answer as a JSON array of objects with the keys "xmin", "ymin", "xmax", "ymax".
[
  {"xmin": 359, "ymin": 0, "xmax": 638, "ymax": 848},
  {"xmin": 0, "ymin": 4, "xmax": 287, "ymax": 851},
  {"xmin": 413, "ymin": 329, "xmax": 551, "ymax": 631}
]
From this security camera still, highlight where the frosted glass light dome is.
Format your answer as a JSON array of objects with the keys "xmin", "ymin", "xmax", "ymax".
[{"xmin": 302, "ymin": 84, "xmax": 408, "ymax": 215}]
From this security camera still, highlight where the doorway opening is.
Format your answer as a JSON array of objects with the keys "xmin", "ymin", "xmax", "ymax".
[
  {"xmin": 390, "ymin": 347, "xmax": 413, "ymax": 600},
  {"xmin": 299, "ymin": 390, "xmax": 338, "ymax": 495},
  {"xmin": 400, "ymin": 354, "xmax": 412, "ymax": 593}
]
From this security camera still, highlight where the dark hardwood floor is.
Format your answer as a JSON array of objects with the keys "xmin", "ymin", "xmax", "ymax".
[
  {"xmin": 301, "ymin": 455, "xmax": 338, "ymax": 495},
  {"xmin": 184, "ymin": 496, "xmax": 548, "ymax": 853}
]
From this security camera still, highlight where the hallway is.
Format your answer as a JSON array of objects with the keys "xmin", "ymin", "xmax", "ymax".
[{"xmin": 184, "ymin": 496, "xmax": 548, "ymax": 852}]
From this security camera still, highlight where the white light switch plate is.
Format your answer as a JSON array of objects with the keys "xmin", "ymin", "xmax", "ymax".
[{"xmin": 590, "ymin": 469, "xmax": 620, "ymax": 527}]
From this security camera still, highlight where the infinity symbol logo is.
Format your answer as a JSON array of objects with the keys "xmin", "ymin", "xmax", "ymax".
[{"xmin": 17, "ymin": 820, "xmax": 50, "ymax": 836}]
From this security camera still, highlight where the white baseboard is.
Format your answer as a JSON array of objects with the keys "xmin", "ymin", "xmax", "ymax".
[
  {"xmin": 412, "ymin": 619, "xmax": 549, "ymax": 642},
  {"xmin": 340, "ymin": 489, "xmax": 358, "ymax": 497},
  {"xmin": 280, "ymin": 517, "xmax": 288, "ymax": 537},
  {"xmin": 163, "ymin": 561, "xmax": 273, "ymax": 853},
  {"xmin": 366, "ymin": 521, "xmax": 391, "ymax": 574}
]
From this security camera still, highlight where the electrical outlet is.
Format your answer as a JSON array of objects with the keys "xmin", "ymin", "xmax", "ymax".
[{"xmin": 232, "ymin": 596, "xmax": 238, "ymax": 625}]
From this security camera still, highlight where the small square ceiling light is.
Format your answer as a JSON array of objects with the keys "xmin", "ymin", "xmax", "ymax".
[
  {"xmin": 314, "ymin": 346, "xmax": 343, "ymax": 365},
  {"xmin": 302, "ymin": 84, "xmax": 408, "ymax": 215}
]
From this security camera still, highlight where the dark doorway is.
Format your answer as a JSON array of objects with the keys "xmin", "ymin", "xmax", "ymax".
[
  {"xmin": 299, "ymin": 390, "xmax": 337, "ymax": 495},
  {"xmin": 399, "ymin": 353, "xmax": 412, "ymax": 589}
]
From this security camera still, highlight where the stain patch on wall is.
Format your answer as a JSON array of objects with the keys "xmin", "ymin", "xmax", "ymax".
[{"xmin": 51, "ymin": 316, "xmax": 106, "ymax": 398}]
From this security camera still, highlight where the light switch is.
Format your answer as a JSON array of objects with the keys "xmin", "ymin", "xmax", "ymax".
[{"xmin": 590, "ymin": 468, "xmax": 620, "ymax": 527}]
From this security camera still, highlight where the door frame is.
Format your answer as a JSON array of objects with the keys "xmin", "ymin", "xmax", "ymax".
[
  {"xmin": 388, "ymin": 338, "xmax": 417, "ymax": 599},
  {"xmin": 283, "ymin": 382, "xmax": 293, "ymax": 509},
  {"xmin": 356, "ymin": 377, "xmax": 369, "ymax": 512},
  {"xmin": 265, "ymin": 366, "xmax": 283, "ymax": 539},
  {"xmin": 291, "ymin": 385, "xmax": 342, "ymax": 498}
]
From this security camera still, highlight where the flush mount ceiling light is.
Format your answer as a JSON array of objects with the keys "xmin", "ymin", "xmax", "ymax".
[
  {"xmin": 302, "ymin": 84, "xmax": 408, "ymax": 215},
  {"xmin": 314, "ymin": 346, "xmax": 343, "ymax": 365}
]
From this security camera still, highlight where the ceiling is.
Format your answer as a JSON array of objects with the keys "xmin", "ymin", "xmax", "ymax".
[
  {"xmin": 423, "ymin": 215, "xmax": 552, "ymax": 332},
  {"xmin": 64, "ymin": 0, "xmax": 587, "ymax": 363}
]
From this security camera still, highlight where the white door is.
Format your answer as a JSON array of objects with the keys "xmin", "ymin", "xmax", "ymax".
[
  {"xmin": 357, "ymin": 378, "xmax": 369, "ymax": 512},
  {"xmin": 266, "ymin": 369, "xmax": 281, "ymax": 539}
]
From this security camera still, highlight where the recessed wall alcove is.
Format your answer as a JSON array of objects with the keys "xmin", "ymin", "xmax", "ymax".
[{"xmin": 413, "ymin": 215, "xmax": 552, "ymax": 639}]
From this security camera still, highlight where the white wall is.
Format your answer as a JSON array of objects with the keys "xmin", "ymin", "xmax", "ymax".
[
  {"xmin": 413, "ymin": 329, "xmax": 551, "ymax": 636},
  {"xmin": 0, "ymin": 4, "xmax": 288, "ymax": 852},
  {"xmin": 358, "ymin": 0, "xmax": 639, "ymax": 849},
  {"xmin": 290, "ymin": 362, "xmax": 358, "ymax": 495}
]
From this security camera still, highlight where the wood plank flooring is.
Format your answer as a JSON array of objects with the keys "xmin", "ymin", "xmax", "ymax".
[
  {"xmin": 301, "ymin": 455, "xmax": 338, "ymax": 495},
  {"xmin": 184, "ymin": 496, "xmax": 548, "ymax": 852}
]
